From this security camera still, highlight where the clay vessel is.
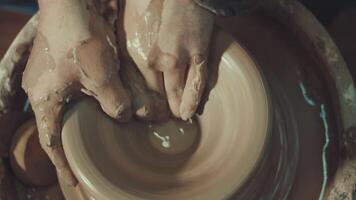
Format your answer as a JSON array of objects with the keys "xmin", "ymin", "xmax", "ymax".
[
  {"xmin": 10, "ymin": 119, "xmax": 57, "ymax": 187},
  {"xmin": 60, "ymin": 30, "xmax": 270, "ymax": 199}
]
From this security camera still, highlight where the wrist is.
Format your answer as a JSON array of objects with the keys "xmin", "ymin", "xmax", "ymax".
[
  {"xmin": 38, "ymin": 0, "xmax": 92, "ymax": 42},
  {"xmin": 38, "ymin": 0, "xmax": 90, "ymax": 31},
  {"xmin": 37, "ymin": 0, "xmax": 94, "ymax": 56}
]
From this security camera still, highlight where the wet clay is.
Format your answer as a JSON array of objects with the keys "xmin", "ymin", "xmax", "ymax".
[
  {"xmin": 148, "ymin": 117, "xmax": 199, "ymax": 154},
  {"xmin": 60, "ymin": 30, "xmax": 270, "ymax": 199}
]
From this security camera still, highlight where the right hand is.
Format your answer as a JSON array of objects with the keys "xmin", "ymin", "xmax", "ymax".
[
  {"xmin": 118, "ymin": 0, "xmax": 214, "ymax": 120},
  {"xmin": 22, "ymin": 0, "xmax": 131, "ymax": 186}
]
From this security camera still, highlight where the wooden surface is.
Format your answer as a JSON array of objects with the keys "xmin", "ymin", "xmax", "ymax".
[{"xmin": 0, "ymin": 10, "xmax": 32, "ymax": 58}]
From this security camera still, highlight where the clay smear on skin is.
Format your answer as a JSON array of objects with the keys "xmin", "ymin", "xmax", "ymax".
[
  {"xmin": 71, "ymin": 38, "xmax": 114, "ymax": 91},
  {"xmin": 23, "ymin": 32, "xmax": 57, "ymax": 90},
  {"xmin": 21, "ymin": 33, "xmax": 61, "ymax": 147},
  {"xmin": 27, "ymin": 2, "xmax": 95, "ymax": 149},
  {"xmin": 69, "ymin": 2, "xmax": 118, "ymax": 88},
  {"xmin": 126, "ymin": 0, "xmax": 162, "ymax": 63},
  {"xmin": 106, "ymin": 35, "xmax": 117, "ymax": 54}
]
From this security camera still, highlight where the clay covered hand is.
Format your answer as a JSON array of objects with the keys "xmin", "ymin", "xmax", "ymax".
[
  {"xmin": 119, "ymin": 0, "xmax": 214, "ymax": 120},
  {"xmin": 22, "ymin": 0, "xmax": 131, "ymax": 185}
]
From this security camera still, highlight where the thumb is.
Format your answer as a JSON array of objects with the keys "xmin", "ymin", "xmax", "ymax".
[
  {"xmin": 81, "ymin": 76, "xmax": 132, "ymax": 122},
  {"xmin": 31, "ymin": 97, "xmax": 77, "ymax": 186},
  {"xmin": 74, "ymin": 38, "xmax": 132, "ymax": 122}
]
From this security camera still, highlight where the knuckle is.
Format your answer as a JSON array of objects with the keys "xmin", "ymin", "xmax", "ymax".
[
  {"xmin": 138, "ymin": 57, "xmax": 155, "ymax": 70},
  {"xmin": 158, "ymin": 54, "xmax": 180, "ymax": 71},
  {"xmin": 146, "ymin": 61, "xmax": 155, "ymax": 70}
]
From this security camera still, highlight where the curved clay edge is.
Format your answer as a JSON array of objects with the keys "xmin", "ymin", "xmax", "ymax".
[
  {"xmin": 0, "ymin": 14, "xmax": 38, "ymax": 115},
  {"xmin": 258, "ymin": 0, "xmax": 356, "ymax": 199}
]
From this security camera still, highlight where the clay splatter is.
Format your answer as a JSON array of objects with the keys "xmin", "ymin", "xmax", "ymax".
[
  {"xmin": 299, "ymin": 81, "xmax": 329, "ymax": 200},
  {"xmin": 319, "ymin": 104, "xmax": 330, "ymax": 200},
  {"xmin": 178, "ymin": 128, "xmax": 185, "ymax": 135},
  {"xmin": 131, "ymin": 32, "xmax": 148, "ymax": 61},
  {"xmin": 299, "ymin": 82, "xmax": 316, "ymax": 106},
  {"xmin": 72, "ymin": 47, "xmax": 78, "ymax": 64},
  {"xmin": 106, "ymin": 35, "xmax": 117, "ymax": 54},
  {"xmin": 153, "ymin": 131, "xmax": 170, "ymax": 148}
]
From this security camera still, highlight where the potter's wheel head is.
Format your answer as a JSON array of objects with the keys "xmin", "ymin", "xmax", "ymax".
[{"xmin": 61, "ymin": 31, "xmax": 270, "ymax": 200}]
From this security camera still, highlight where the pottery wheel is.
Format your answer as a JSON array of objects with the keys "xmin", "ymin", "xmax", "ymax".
[{"xmin": 61, "ymin": 31, "xmax": 270, "ymax": 200}]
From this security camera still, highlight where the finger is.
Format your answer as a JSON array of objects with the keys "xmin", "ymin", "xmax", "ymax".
[
  {"xmin": 180, "ymin": 55, "xmax": 207, "ymax": 120},
  {"xmin": 120, "ymin": 60, "xmax": 169, "ymax": 121},
  {"xmin": 82, "ymin": 76, "xmax": 132, "ymax": 122},
  {"xmin": 74, "ymin": 38, "xmax": 132, "ymax": 122},
  {"xmin": 159, "ymin": 55, "xmax": 186, "ymax": 118},
  {"xmin": 31, "ymin": 99, "xmax": 77, "ymax": 186}
]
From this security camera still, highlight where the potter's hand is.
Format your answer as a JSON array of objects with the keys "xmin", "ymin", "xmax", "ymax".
[
  {"xmin": 120, "ymin": 0, "xmax": 214, "ymax": 120},
  {"xmin": 22, "ymin": 0, "xmax": 131, "ymax": 186}
]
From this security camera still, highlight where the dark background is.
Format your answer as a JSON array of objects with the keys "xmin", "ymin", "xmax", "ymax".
[{"xmin": 0, "ymin": 0, "xmax": 355, "ymax": 25}]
